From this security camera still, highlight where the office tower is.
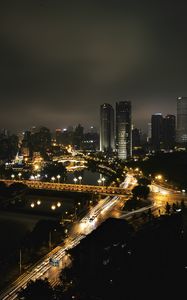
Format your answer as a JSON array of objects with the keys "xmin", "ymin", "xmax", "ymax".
[
  {"xmin": 55, "ymin": 128, "xmax": 63, "ymax": 144},
  {"xmin": 132, "ymin": 128, "xmax": 141, "ymax": 147},
  {"xmin": 74, "ymin": 124, "xmax": 84, "ymax": 150},
  {"xmin": 151, "ymin": 113, "xmax": 163, "ymax": 150},
  {"xmin": 147, "ymin": 123, "xmax": 152, "ymax": 142},
  {"xmin": 163, "ymin": 115, "xmax": 176, "ymax": 149},
  {"xmin": 176, "ymin": 97, "xmax": 187, "ymax": 143},
  {"xmin": 100, "ymin": 103, "xmax": 114, "ymax": 152},
  {"xmin": 116, "ymin": 101, "xmax": 132, "ymax": 159}
]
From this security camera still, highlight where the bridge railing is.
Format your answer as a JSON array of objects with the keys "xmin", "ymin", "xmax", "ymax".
[{"xmin": 0, "ymin": 179, "xmax": 129, "ymax": 195}]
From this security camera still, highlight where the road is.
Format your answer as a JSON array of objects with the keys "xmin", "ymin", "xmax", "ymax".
[
  {"xmin": 3, "ymin": 174, "xmax": 185, "ymax": 299},
  {"xmin": 0, "ymin": 175, "xmax": 134, "ymax": 300}
]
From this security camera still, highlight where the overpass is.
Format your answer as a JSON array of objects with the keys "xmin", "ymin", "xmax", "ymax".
[{"xmin": 1, "ymin": 180, "xmax": 129, "ymax": 196}]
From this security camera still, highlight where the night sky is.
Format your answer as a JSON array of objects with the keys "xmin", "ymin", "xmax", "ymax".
[{"xmin": 1, "ymin": 0, "xmax": 187, "ymax": 132}]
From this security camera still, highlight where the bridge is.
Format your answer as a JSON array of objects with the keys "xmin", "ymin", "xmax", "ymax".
[{"xmin": 1, "ymin": 180, "xmax": 129, "ymax": 195}]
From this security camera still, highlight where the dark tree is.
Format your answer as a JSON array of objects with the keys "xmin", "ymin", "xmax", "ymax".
[
  {"xmin": 138, "ymin": 177, "xmax": 151, "ymax": 186},
  {"xmin": 172, "ymin": 203, "xmax": 177, "ymax": 212},
  {"xmin": 17, "ymin": 279, "xmax": 54, "ymax": 300},
  {"xmin": 181, "ymin": 200, "xmax": 186, "ymax": 211},
  {"xmin": 132, "ymin": 185, "xmax": 150, "ymax": 199},
  {"xmin": 165, "ymin": 202, "xmax": 171, "ymax": 214},
  {"xmin": 59, "ymin": 266, "xmax": 78, "ymax": 289}
]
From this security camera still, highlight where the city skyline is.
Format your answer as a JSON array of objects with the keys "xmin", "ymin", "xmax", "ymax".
[
  {"xmin": 0, "ymin": 97, "xmax": 183, "ymax": 134},
  {"xmin": 1, "ymin": 1, "xmax": 187, "ymax": 131}
]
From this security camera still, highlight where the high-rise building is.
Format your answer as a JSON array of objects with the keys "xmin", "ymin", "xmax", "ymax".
[
  {"xmin": 55, "ymin": 129, "xmax": 63, "ymax": 144},
  {"xmin": 116, "ymin": 101, "xmax": 132, "ymax": 159},
  {"xmin": 100, "ymin": 103, "xmax": 114, "ymax": 152},
  {"xmin": 74, "ymin": 124, "xmax": 84, "ymax": 150},
  {"xmin": 132, "ymin": 128, "xmax": 141, "ymax": 147},
  {"xmin": 163, "ymin": 115, "xmax": 176, "ymax": 149},
  {"xmin": 147, "ymin": 123, "xmax": 152, "ymax": 142},
  {"xmin": 176, "ymin": 97, "xmax": 187, "ymax": 144},
  {"xmin": 151, "ymin": 113, "xmax": 163, "ymax": 150}
]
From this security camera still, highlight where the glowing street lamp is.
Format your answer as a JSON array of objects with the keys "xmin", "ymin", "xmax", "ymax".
[
  {"xmin": 31, "ymin": 203, "xmax": 35, "ymax": 208},
  {"xmin": 101, "ymin": 177, "xmax": 106, "ymax": 186},
  {"xmin": 51, "ymin": 205, "xmax": 56, "ymax": 210},
  {"xmin": 18, "ymin": 172, "xmax": 22, "ymax": 180},
  {"xmin": 73, "ymin": 178, "xmax": 78, "ymax": 184},
  {"xmin": 11, "ymin": 174, "xmax": 15, "ymax": 180},
  {"xmin": 78, "ymin": 176, "xmax": 82, "ymax": 184},
  {"xmin": 97, "ymin": 179, "xmax": 102, "ymax": 186},
  {"xmin": 155, "ymin": 174, "xmax": 163, "ymax": 181},
  {"xmin": 51, "ymin": 176, "xmax": 55, "ymax": 183},
  {"xmin": 37, "ymin": 200, "xmax": 41, "ymax": 205},
  {"xmin": 57, "ymin": 174, "xmax": 61, "ymax": 183},
  {"xmin": 57, "ymin": 202, "xmax": 61, "ymax": 207}
]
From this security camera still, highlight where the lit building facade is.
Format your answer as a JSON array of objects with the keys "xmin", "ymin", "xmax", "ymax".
[
  {"xmin": 100, "ymin": 103, "xmax": 114, "ymax": 153},
  {"xmin": 116, "ymin": 101, "xmax": 132, "ymax": 159},
  {"xmin": 177, "ymin": 97, "xmax": 187, "ymax": 144}
]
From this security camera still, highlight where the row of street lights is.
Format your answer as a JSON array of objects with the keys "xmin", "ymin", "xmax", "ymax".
[
  {"xmin": 11, "ymin": 173, "xmax": 106, "ymax": 187},
  {"xmin": 73, "ymin": 176, "xmax": 82, "ymax": 184},
  {"xmin": 51, "ymin": 174, "xmax": 61, "ymax": 183},
  {"xmin": 11, "ymin": 173, "xmax": 22, "ymax": 180},
  {"xmin": 97, "ymin": 177, "xmax": 106, "ymax": 186},
  {"xmin": 30, "ymin": 201, "xmax": 62, "ymax": 210}
]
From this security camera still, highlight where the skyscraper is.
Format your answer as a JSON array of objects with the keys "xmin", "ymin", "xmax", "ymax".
[
  {"xmin": 163, "ymin": 115, "xmax": 176, "ymax": 149},
  {"xmin": 147, "ymin": 123, "xmax": 152, "ymax": 142},
  {"xmin": 100, "ymin": 104, "xmax": 114, "ymax": 152},
  {"xmin": 151, "ymin": 113, "xmax": 163, "ymax": 150},
  {"xmin": 116, "ymin": 101, "xmax": 132, "ymax": 159},
  {"xmin": 132, "ymin": 128, "xmax": 141, "ymax": 147},
  {"xmin": 176, "ymin": 97, "xmax": 187, "ymax": 144}
]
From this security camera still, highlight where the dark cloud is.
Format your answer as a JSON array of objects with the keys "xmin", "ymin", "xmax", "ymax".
[{"xmin": 1, "ymin": 0, "xmax": 187, "ymax": 132}]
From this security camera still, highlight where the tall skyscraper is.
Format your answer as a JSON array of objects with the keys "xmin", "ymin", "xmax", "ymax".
[
  {"xmin": 163, "ymin": 115, "xmax": 176, "ymax": 149},
  {"xmin": 151, "ymin": 113, "xmax": 163, "ymax": 150},
  {"xmin": 100, "ymin": 103, "xmax": 114, "ymax": 152},
  {"xmin": 116, "ymin": 101, "xmax": 132, "ymax": 159},
  {"xmin": 147, "ymin": 123, "xmax": 152, "ymax": 142},
  {"xmin": 132, "ymin": 128, "xmax": 141, "ymax": 147},
  {"xmin": 176, "ymin": 97, "xmax": 187, "ymax": 144}
]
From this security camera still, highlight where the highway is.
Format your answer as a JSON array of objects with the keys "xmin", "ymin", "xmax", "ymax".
[{"xmin": 0, "ymin": 176, "xmax": 134, "ymax": 300}]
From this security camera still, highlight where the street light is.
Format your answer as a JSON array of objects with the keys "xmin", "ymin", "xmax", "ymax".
[
  {"xmin": 51, "ymin": 205, "xmax": 56, "ymax": 210},
  {"xmin": 57, "ymin": 202, "xmax": 61, "ymax": 207},
  {"xmin": 37, "ymin": 200, "xmax": 41, "ymax": 205},
  {"xmin": 101, "ymin": 177, "xmax": 106, "ymax": 186},
  {"xmin": 51, "ymin": 176, "xmax": 55, "ymax": 183},
  {"xmin": 57, "ymin": 174, "xmax": 61, "ymax": 183},
  {"xmin": 78, "ymin": 176, "xmax": 82, "ymax": 184},
  {"xmin": 97, "ymin": 179, "xmax": 102, "ymax": 186},
  {"xmin": 155, "ymin": 174, "xmax": 163, "ymax": 181},
  {"xmin": 18, "ymin": 172, "xmax": 22, "ymax": 180},
  {"xmin": 73, "ymin": 178, "xmax": 78, "ymax": 184},
  {"xmin": 31, "ymin": 203, "xmax": 35, "ymax": 208},
  {"xmin": 11, "ymin": 174, "xmax": 15, "ymax": 180}
]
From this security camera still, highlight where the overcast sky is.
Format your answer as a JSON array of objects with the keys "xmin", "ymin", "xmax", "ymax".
[{"xmin": 1, "ymin": 0, "xmax": 187, "ymax": 133}]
